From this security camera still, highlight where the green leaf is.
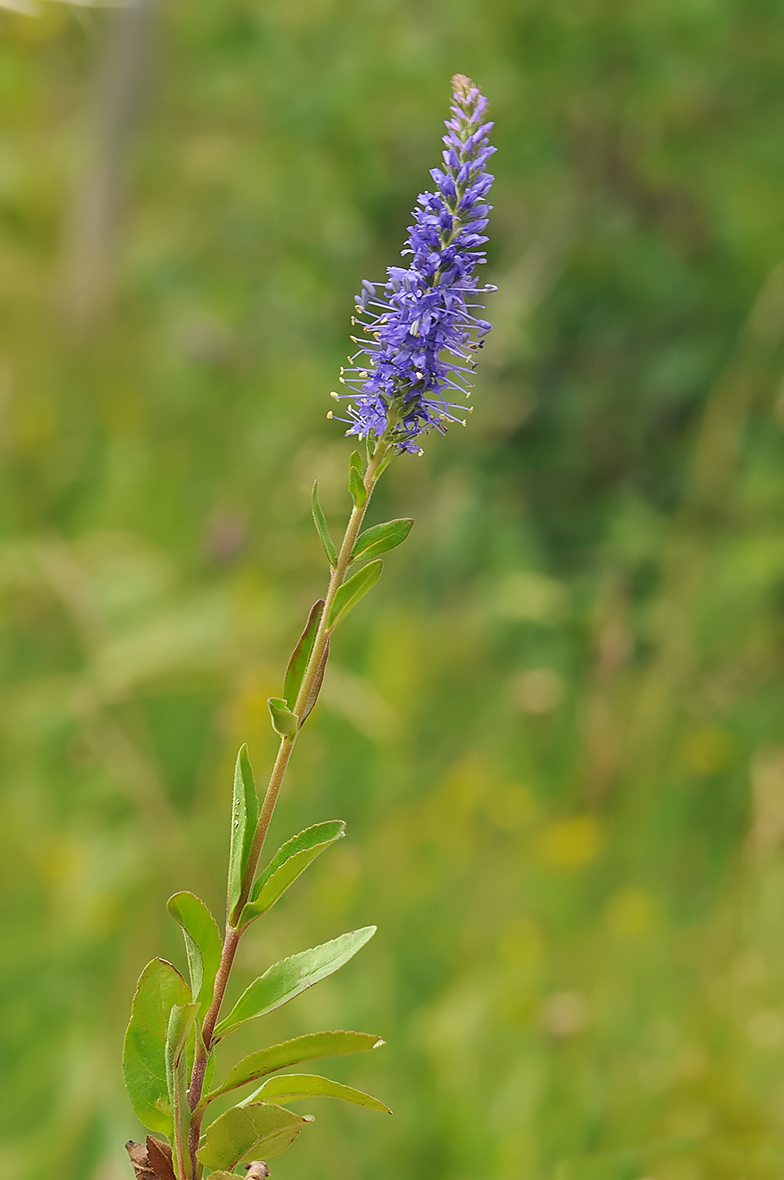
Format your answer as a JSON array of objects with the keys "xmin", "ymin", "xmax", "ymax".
[
  {"xmin": 326, "ymin": 560, "xmax": 382, "ymax": 629},
  {"xmin": 348, "ymin": 460, "xmax": 367, "ymax": 508},
  {"xmin": 122, "ymin": 958, "xmax": 192, "ymax": 1136},
  {"xmin": 165, "ymin": 1003, "xmax": 199, "ymax": 1178},
  {"xmin": 311, "ymin": 481, "xmax": 337, "ymax": 567},
  {"xmin": 197, "ymin": 1103, "xmax": 309, "ymax": 1170},
  {"xmin": 298, "ymin": 636, "xmax": 330, "ymax": 728},
  {"xmin": 267, "ymin": 696, "xmax": 298, "ymax": 736},
  {"xmin": 349, "ymin": 450, "xmax": 363, "ymax": 473},
  {"xmin": 209, "ymin": 1030, "xmax": 384, "ymax": 1101},
  {"xmin": 166, "ymin": 891, "xmax": 222, "ymax": 1010},
  {"xmin": 228, "ymin": 745, "xmax": 259, "ymax": 922},
  {"xmin": 214, "ymin": 926, "xmax": 377, "ymax": 1039},
  {"xmin": 165, "ymin": 1002, "xmax": 198, "ymax": 1083},
  {"xmin": 375, "ymin": 445, "xmax": 397, "ymax": 478},
  {"xmin": 283, "ymin": 599, "xmax": 325, "ymax": 711},
  {"xmin": 240, "ymin": 821, "xmax": 345, "ymax": 926},
  {"xmin": 352, "ymin": 518, "xmax": 413, "ymax": 561},
  {"xmin": 244, "ymin": 1072, "xmax": 391, "ymax": 1114}
]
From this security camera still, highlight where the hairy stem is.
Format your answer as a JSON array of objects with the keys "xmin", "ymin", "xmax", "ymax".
[{"xmin": 183, "ymin": 440, "xmax": 390, "ymax": 1178}]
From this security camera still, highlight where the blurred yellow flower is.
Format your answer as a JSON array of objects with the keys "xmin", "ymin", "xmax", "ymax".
[{"xmin": 538, "ymin": 814, "xmax": 604, "ymax": 868}]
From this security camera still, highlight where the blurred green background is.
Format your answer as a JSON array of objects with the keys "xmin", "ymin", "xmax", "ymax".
[{"xmin": 5, "ymin": 1, "xmax": 784, "ymax": 1178}]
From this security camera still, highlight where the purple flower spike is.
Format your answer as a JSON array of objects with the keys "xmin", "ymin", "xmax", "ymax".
[{"xmin": 331, "ymin": 74, "xmax": 496, "ymax": 454}]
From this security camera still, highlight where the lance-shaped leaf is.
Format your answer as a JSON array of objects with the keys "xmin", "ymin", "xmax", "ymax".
[
  {"xmin": 123, "ymin": 958, "xmax": 192, "ymax": 1136},
  {"xmin": 298, "ymin": 637, "xmax": 330, "ymax": 728},
  {"xmin": 209, "ymin": 1030, "xmax": 384, "ymax": 1101},
  {"xmin": 283, "ymin": 599, "xmax": 325, "ymax": 711},
  {"xmin": 214, "ymin": 926, "xmax": 376, "ymax": 1039},
  {"xmin": 352, "ymin": 518, "xmax": 413, "ymax": 562},
  {"xmin": 267, "ymin": 696, "xmax": 298, "ymax": 736},
  {"xmin": 165, "ymin": 1003, "xmax": 199, "ymax": 1178},
  {"xmin": 197, "ymin": 1103, "xmax": 309, "ymax": 1171},
  {"xmin": 376, "ymin": 445, "xmax": 397, "ymax": 478},
  {"xmin": 243, "ymin": 1072, "xmax": 391, "ymax": 1113},
  {"xmin": 327, "ymin": 560, "xmax": 382, "ymax": 630},
  {"xmin": 166, "ymin": 891, "xmax": 222, "ymax": 1011},
  {"xmin": 228, "ymin": 745, "xmax": 259, "ymax": 922},
  {"xmin": 311, "ymin": 481, "xmax": 337, "ymax": 567},
  {"xmin": 239, "ymin": 821, "xmax": 345, "ymax": 927},
  {"xmin": 348, "ymin": 453, "xmax": 367, "ymax": 508}
]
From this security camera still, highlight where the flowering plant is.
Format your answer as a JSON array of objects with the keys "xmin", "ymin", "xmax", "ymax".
[{"xmin": 123, "ymin": 74, "xmax": 495, "ymax": 1180}]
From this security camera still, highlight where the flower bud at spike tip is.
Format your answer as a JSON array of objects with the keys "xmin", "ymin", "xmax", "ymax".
[{"xmin": 330, "ymin": 75, "xmax": 495, "ymax": 454}]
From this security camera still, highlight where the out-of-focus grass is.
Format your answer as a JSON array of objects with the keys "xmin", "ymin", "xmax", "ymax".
[{"xmin": 4, "ymin": 3, "xmax": 784, "ymax": 1179}]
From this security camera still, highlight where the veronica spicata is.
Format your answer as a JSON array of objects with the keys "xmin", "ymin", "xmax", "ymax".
[
  {"xmin": 330, "ymin": 74, "xmax": 496, "ymax": 453},
  {"xmin": 124, "ymin": 76, "xmax": 495, "ymax": 1180}
]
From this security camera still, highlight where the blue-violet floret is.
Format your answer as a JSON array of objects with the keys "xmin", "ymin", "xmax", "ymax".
[{"xmin": 330, "ymin": 74, "xmax": 496, "ymax": 453}]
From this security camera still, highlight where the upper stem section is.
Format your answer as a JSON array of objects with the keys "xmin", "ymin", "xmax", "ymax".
[{"xmin": 238, "ymin": 437, "xmax": 392, "ymax": 912}]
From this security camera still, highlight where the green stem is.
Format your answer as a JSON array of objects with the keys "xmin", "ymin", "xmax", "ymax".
[{"xmin": 183, "ymin": 439, "xmax": 391, "ymax": 1179}]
